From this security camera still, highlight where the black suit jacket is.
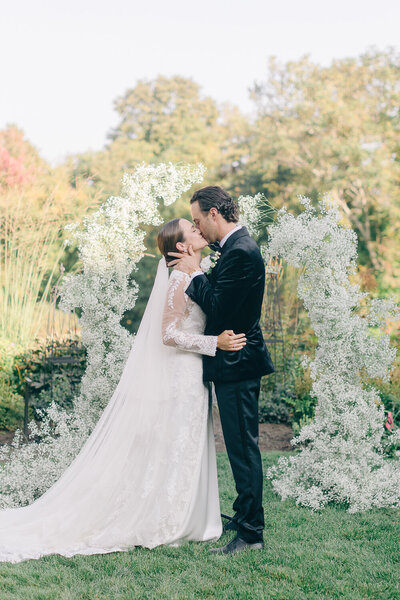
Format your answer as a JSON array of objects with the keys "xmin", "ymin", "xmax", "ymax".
[{"xmin": 185, "ymin": 226, "xmax": 275, "ymax": 383}]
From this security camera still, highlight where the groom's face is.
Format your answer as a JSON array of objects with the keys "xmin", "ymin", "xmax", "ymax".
[{"xmin": 191, "ymin": 201, "xmax": 218, "ymax": 244}]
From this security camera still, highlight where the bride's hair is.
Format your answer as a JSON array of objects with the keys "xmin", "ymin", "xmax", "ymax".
[{"xmin": 157, "ymin": 218, "xmax": 184, "ymax": 266}]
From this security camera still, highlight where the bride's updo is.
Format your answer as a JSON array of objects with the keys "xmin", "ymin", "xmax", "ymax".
[{"xmin": 157, "ymin": 218, "xmax": 184, "ymax": 266}]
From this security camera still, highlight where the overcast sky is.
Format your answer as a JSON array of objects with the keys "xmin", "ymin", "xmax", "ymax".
[{"xmin": 1, "ymin": 0, "xmax": 399, "ymax": 164}]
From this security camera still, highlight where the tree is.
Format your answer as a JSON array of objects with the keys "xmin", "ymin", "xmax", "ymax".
[
  {"xmin": 0, "ymin": 127, "xmax": 99, "ymax": 345},
  {"xmin": 73, "ymin": 75, "xmax": 230, "ymax": 197},
  {"xmin": 0, "ymin": 125, "xmax": 44, "ymax": 189},
  {"xmin": 239, "ymin": 48, "xmax": 400, "ymax": 293},
  {"xmin": 69, "ymin": 76, "xmax": 250, "ymax": 330}
]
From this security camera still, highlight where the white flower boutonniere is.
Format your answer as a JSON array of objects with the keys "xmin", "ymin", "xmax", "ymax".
[{"xmin": 200, "ymin": 251, "xmax": 221, "ymax": 276}]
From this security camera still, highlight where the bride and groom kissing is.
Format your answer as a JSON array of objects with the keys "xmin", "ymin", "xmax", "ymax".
[{"xmin": 0, "ymin": 185, "xmax": 274, "ymax": 563}]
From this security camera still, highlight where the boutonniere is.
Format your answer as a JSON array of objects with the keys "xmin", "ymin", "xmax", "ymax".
[{"xmin": 200, "ymin": 251, "xmax": 221, "ymax": 276}]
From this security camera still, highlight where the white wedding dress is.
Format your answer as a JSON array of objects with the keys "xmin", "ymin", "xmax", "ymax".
[{"xmin": 0, "ymin": 259, "xmax": 222, "ymax": 563}]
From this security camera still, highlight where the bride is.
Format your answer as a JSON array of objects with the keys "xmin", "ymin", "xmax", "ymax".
[{"xmin": 0, "ymin": 217, "xmax": 246, "ymax": 563}]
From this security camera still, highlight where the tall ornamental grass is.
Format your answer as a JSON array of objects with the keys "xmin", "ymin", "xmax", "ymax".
[{"xmin": 1, "ymin": 191, "xmax": 67, "ymax": 346}]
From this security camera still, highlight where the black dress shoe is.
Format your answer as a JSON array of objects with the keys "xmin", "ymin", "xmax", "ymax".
[
  {"xmin": 223, "ymin": 519, "xmax": 238, "ymax": 533},
  {"xmin": 210, "ymin": 536, "xmax": 264, "ymax": 555}
]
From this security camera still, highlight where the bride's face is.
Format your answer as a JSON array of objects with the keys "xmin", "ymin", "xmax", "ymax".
[{"xmin": 177, "ymin": 219, "xmax": 208, "ymax": 252}]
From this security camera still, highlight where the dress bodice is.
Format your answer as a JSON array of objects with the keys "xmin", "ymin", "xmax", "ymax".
[{"xmin": 161, "ymin": 270, "xmax": 217, "ymax": 357}]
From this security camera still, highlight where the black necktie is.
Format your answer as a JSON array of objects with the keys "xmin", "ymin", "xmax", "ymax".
[{"xmin": 208, "ymin": 241, "xmax": 221, "ymax": 252}]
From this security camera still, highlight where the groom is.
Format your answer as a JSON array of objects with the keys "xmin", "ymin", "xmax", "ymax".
[{"xmin": 168, "ymin": 186, "xmax": 274, "ymax": 555}]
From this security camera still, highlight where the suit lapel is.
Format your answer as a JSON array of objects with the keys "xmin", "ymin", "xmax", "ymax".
[
  {"xmin": 208, "ymin": 227, "xmax": 250, "ymax": 284},
  {"xmin": 220, "ymin": 226, "xmax": 249, "ymax": 253}
]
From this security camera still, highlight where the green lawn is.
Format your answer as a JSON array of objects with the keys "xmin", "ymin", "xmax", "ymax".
[{"xmin": 0, "ymin": 452, "xmax": 399, "ymax": 600}]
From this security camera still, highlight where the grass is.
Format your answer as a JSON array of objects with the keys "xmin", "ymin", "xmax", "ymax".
[{"xmin": 0, "ymin": 452, "xmax": 399, "ymax": 600}]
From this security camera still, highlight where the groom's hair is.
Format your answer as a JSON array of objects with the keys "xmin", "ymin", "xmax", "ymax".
[
  {"xmin": 190, "ymin": 186, "xmax": 239, "ymax": 223},
  {"xmin": 157, "ymin": 218, "xmax": 184, "ymax": 266}
]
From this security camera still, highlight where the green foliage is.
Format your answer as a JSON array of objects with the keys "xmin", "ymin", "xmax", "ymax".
[
  {"xmin": 258, "ymin": 382, "xmax": 293, "ymax": 424},
  {"xmin": 366, "ymin": 347, "xmax": 400, "ymax": 457},
  {"xmin": 236, "ymin": 48, "xmax": 400, "ymax": 295},
  {"xmin": 0, "ymin": 340, "xmax": 27, "ymax": 431},
  {"xmin": 0, "ymin": 336, "xmax": 85, "ymax": 430},
  {"xmin": 32, "ymin": 377, "xmax": 79, "ymax": 419},
  {"xmin": 355, "ymin": 335, "xmax": 400, "ymax": 458},
  {"xmin": 0, "ymin": 340, "xmax": 24, "ymax": 374},
  {"xmin": 374, "ymin": 381, "xmax": 400, "ymax": 427},
  {"xmin": 10, "ymin": 336, "xmax": 86, "ymax": 420},
  {"xmin": 260, "ymin": 262, "xmax": 318, "ymax": 428},
  {"xmin": 259, "ymin": 355, "xmax": 317, "ymax": 431},
  {"xmin": 286, "ymin": 362, "xmax": 317, "ymax": 435},
  {"xmin": 71, "ymin": 75, "xmax": 241, "ymax": 198},
  {"xmin": 0, "ymin": 373, "xmax": 27, "ymax": 431}
]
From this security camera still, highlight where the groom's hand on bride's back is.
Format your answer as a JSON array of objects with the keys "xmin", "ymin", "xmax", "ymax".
[{"xmin": 217, "ymin": 330, "xmax": 246, "ymax": 352}]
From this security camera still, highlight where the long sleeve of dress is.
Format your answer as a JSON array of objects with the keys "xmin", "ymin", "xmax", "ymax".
[{"xmin": 162, "ymin": 270, "xmax": 218, "ymax": 357}]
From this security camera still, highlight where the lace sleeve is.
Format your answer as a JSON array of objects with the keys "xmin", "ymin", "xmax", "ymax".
[{"xmin": 162, "ymin": 270, "xmax": 218, "ymax": 357}]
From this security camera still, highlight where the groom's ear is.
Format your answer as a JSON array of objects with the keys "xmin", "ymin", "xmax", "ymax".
[{"xmin": 209, "ymin": 207, "xmax": 219, "ymax": 221}]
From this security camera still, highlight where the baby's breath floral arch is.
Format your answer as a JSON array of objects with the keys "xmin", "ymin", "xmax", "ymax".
[
  {"xmin": 1, "ymin": 170, "xmax": 398, "ymax": 513},
  {"xmin": 0, "ymin": 162, "xmax": 261, "ymax": 509},
  {"xmin": 0, "ymin": 163, "xmax": 206, "ymax": 508},
  {"xmin": 59, "ymin": 163, "xmax": 207, "ymax": 426},
  {"xmin": 265, "ymin": 196, "xmax": 400, "ymax": 512}
]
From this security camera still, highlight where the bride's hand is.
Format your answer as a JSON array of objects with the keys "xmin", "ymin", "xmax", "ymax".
[{"xmin": 217, "ymin": 330, "xmax": 247, "ymax": 352}]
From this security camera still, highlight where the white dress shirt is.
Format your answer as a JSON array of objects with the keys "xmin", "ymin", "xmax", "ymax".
[{"xmin": 219, "ymin": 224, "xmax": 242, "ymax": 248}]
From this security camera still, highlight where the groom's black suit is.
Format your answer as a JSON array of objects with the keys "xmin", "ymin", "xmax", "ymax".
[{"xmin": 185, "ymin": 226, "xmax": 274, "ymax": 544}]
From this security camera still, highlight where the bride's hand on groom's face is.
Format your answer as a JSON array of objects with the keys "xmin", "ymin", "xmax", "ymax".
[{"xmin": 168, "ymin": 246, "xmax": 200, "ymax": 274}]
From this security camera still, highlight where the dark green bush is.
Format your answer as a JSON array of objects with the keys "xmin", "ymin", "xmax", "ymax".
[
  {"xmin": 0, "ymin": 336, "xmax": 86, "ymax": 428},
  {"xmin": 11, "ymin": 337, "xmax": 84, "ymax": 392},
  {"xmin": 0, "ymin": 371, "xmax": 31, "ymax": 431},
  {"xmin": 30, "ymin": 376, "xmax": 79, "ymax": 420},
  {"xmin": 259, "ymin": 353, "xmax": 317, "ymax": 428},
  {"xmin": 258, "ymin": 383, "xmax": 293, "ymax": 423}
]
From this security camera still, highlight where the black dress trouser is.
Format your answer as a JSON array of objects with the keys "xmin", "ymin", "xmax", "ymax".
[{"xmin": 213, "ymin": 377, "xmax": 264, "ymax": 543}]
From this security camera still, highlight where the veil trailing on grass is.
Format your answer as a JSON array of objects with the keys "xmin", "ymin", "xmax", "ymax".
[{"xmin": 0, "ymin": 257, "xmax": 222, "ymax": 562}]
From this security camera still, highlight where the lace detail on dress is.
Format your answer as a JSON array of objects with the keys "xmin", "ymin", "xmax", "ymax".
[
  {"xmin": 162, "ymin": 270, "xmax": 217, "ymax": 357},
  {"xmin": 0, "ymin": 263, "xmax": 222, "ymax": 563},
  {"xmin": 167, "ymin": 270, "xmax": 185, "ymax": 308}
]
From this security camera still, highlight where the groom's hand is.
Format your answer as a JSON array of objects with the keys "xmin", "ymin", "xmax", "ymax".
[{"xmin": 168, "ymin": 246, "xmax": 200, "ymax": 275}]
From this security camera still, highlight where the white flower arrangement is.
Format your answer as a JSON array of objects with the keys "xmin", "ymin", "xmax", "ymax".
[
  {"xmin": 200, "ymin": 251, "xmax": 221, "ymax": 276},
  {"xmin": 238, "ymin": 192, "xmax": 276, "ymax": 237},
  {"xmin": 238, "ymin": 193, "xmax": 264, "ymax": 236},
  {"xmin": 2, "ymin": 181, "xmax": 399, "ymax": 514},
  {"xmin": 0, "ymin": 162, "xmax": 205, "ymax": 508},
  {"xmin": 265, "ymin": 194, "xmax": 400, "ymax": 513}
]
